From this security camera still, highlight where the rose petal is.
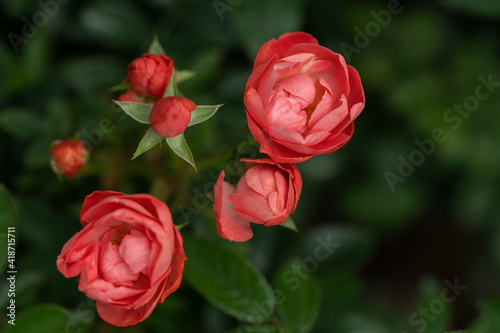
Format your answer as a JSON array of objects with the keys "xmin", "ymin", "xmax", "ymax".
[
  {"xmin": 119, "ymin": 229, "xmax": 152, "ymax": 275},
  {"xmin": 213, "ymin": 171, "xmax": 253, "ymax": 242},
  {"xmin": 96, "ymin": 278, "xmax": 167, "ymax": 327},
  {"xmin": 100, "ymin": 242, "xmax": 139, "ymax": 286},
  {"xmin": 253, "ymin": 32, "xmax": 318, "ymax": 70},
  {"xmin": 80, "ymin": 191, "xmax": 124, "ymax": 226},
  {"xmin": 160, "ymin": 225, "xmax": 186, "ymax": 301}
]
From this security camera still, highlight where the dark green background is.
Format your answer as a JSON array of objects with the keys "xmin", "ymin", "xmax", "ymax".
[{"xmin": 1, "ymin": 0, "xmax": 500, "ymax": 332}]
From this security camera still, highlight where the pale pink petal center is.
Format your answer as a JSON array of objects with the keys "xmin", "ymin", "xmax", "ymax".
[{"xmin": 119, "ymin": 229, "xmax": 152, "ymax": 275}]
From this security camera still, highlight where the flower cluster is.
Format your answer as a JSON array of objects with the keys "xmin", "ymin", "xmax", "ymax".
[
  {"xmin": 119, "ymin": 53, "xmax": 196, "ymax": 139},
  {"xmin": 55, "ymin": 32, "xmax": 364, "ymax": 327},
  {"xmin": 213, "ymin": 32, "xmax": 365, "ymax": 241}
]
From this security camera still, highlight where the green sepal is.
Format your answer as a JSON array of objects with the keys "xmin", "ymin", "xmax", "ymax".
[
  {"xmin": 148, "ymin": 35, "xmax": 166, "ymax": 55},
  {"xmin": 189, "ymin": 104, "xmax": 224, "ymax": 127},
  {"xmin": 175, "ymin": 222, "xmax": 188, "ymax": 231},
  {"xmin": 176, "ymin": 70, "xmax": 197, "ymax": 84},
  {"xmin": 163, "ymin": 67, "xmax": 178, "ymax": 98},
  {"xmin": 132, "ymin": 128, "xmax": 163, "ymax": 160},
  {"xmin": 165, "ymin": 133, "xmax": 197, "ymax": 171},
  {"xmin": 113, "ymin": 100, "xmax": 152, "ymax": 124},
  {"xmin": 280, "ymin": 216, "xmax": 299, "ymax": 233}
]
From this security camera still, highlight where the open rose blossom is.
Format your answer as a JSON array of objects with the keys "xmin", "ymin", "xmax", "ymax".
[
  {"xmin": 57, "ymin": 191, "xmax": 186, "ymax": 326},
  {"xmin": 118, "ymin": 53, "xmax": 174, "ymax": 103},
  {"xmin": 149, "ymin": 96, "xmax": 196, "ymax": 138},
  {"xmin": 244, "ymin": 32, "xmax": 365, "ymax": 163},
  {"xmin": 50, "ymin": 139, "xmax": 88, "ymax": 179},
  {"xmin": 214, "ymin": 158, "xmax": 302, "ymax": 242}
]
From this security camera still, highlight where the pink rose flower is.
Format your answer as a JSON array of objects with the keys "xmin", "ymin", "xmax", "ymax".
[
  {"xmin": 214, "ymin": 158, "xmax": 302, "ymax": 242},
  {"xmin": 57, "ymin": 191, "xmax": 186, "ymax": 326},
  {"xmin": 244, "ymin": 32, "xmax": 365, "ymax": 163}
]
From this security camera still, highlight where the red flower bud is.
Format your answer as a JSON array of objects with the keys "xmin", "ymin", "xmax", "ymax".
[
  {"xmin": 149, "ymin": 97, "xmax": 196, "ymax": 138},
  {"xmin": 118, "ymin": 54, "xmax": 174, "ymax": 103},
  {"xmin": 50, "ymin": 139, "xmax": 88, "ymax": 179}
]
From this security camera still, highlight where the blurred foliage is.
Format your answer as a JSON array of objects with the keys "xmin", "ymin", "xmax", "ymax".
[{"xmin": 1, "ymin": 0, "xmax": 500, "ymax": 332}]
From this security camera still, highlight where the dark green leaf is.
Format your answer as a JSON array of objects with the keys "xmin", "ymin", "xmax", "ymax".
[
  {"xmin": 183, "ymin": 236, "xmax": 275, "ymax": 324},
  {"xmin": 0, "ymin": 271, "xmax": 46, "ymax": 308},
  {"xmin": 226, "ymin": 325, "xmax": 286, "ymax": 333},
  {"xmin": 442, "ymin": 0, "xmax": 500, "ymax": 18},
  {"xmin": 148, "ymin": 35, "xmax": 166, "ymax": 55},
  {"xmin": 113, "ymin": 100, "xmax": 152, "ymax": 124},
  {"xmin": 274, "ymin": 261, "xmax": 321, "ymax": 333},
  {"xmin": 472, "ymin": 299, "xmax": 500, "ymax": 332},
  {"xmin": 189, "ymin": 104, "xmax": 224, "ymax": 127},
  {"xmin": 132, "ymin": 128, "xmax": 163, "ymax": 160},
  {"xmin": 0, "ymin": 184, "xmax": 16, "ymax": 273},
  {"xmin": 288, "ymin": 224, "xmax": 373, "ymax": 273},
  {"xmin": 401, "ymin": 277, "xmax": 451, "ymax": 333},
  {"xmin": 230, "ymin": 0, "xmax": 307, "ymax": 58},
  {"xmin": 79, "ymin": 0, "xmax": 149, "ymax": 49},
  {"xmin": 24, "ymin": 139, "xmax": 52, "ymax": 169},
  {"xmin": 165, "ymin": 133, "xmax": 197, "ymax": 171},
  {"xmin": 0, "ymin": 109, "xmax": 46, "ymax": 139},
  {"xmin": 0, "ymin": 184, "xmax": 16, "ymax": 230},
  {"xmin": 4, "ymin": 304, "xmax": 68, "ymax": 333},
  {"xmin": 164, "ymin": 67, "xmax": 178, "ymax": 98}
]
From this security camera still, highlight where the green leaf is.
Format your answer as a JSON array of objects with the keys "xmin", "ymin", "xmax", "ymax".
[
  {"xmin": 166, "ymin": 133, "xmax": 197, "ymax": 171},
  {"xmin": 226, "ymin": 326, "xmax": 286, "ymax": 333},
  {"xmin": 148, "ymin": 35, "xmax": 166, "ymax": 55},
  {"xmin": 189, "ymin": 104, "xmax": 224, "ymax": 127},
  {"xmin": 176, "ymin": 70, "xmax": 197, "ymax": 84},
  {"xmin": 289, "ymin": 224, "xmax": 373, "ymax": 274},
  {"xmin": 80, "ymin": 0, "xmax": 149, "ymax": 49},
  {"xmin": 472, "ymin": 299, "xmax": 500, "ymax": 332},
  {"xmin": 279, "ymin": 217, "xmax": 299, "ymax": 233},
  {"xmin": 274, "ymin": 260, "xmax": 321, "ymax": 333},
  {"xmin": 442, "ymin": 0, "xmax": 500, "ymax": 18},
  {"xmin": 132, "ymin": 128, "xmax": 164, "ymax": 160},
  {"xmin": 4, "ymin": 304, "xmax": 68, "ymax": 333},
  {"xmin": 183, "ymin": 236, "xmax": 275, "ymax": 324},
  {"xmin": 164, "ymin": 67, "xmax": 178, "ymax": 98},
  {"xmin": 402, "ymin": 277, "xmax": 451, "ymax": 333},
  {"xmin": 0, "ymin": 271, "xmax": 46, "ymax": 308},
  {"xmin": 0, "ymin": 184, "xmax": 16, "ymax": 272},
  {"xmin": 0, "ymin": 109, "xmax": 46, "ymax": 140},
  {"xmin": 113, "ymin": 100, "xmax": 152, "ymax": 124}
]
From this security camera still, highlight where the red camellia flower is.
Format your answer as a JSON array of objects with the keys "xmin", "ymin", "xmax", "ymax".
[
  {"xmin": 149, "ymin": 96, "xmax": 197, "ymax": 138},
  {"xmin": 50, "ymin": 139, "xmax": 87, "ymax": 179},
  {"xmin": 213, "ymin": 158, "xmax": 302, "ymax": 242},
  {"xmin": 244, "ymin": 32, "xmax": 365, "ymax": 163},
  {"xmin": 57, "ymin": 191, "xmax": 186, "ymax": 326},
  {"xmin": 118, "ymin": 54, "xmax": 174, "ymax": 103}
]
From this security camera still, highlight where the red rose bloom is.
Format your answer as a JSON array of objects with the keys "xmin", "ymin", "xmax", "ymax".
[
  {"xmin": 214, "ymin": 158, "xmax": 302, "ymax": 242},
  {"xmin": 57, "ymin": 191, "xmax": 186, "ymax": 326},
  {"xmin": 50, "ymin": 139, "xmax": 87, "ymax": 179},
  {"xmin": 244, "ymin": 32, "xmax": 365, "ymax": 163},
  {"xmin": 149, "ymin": 97, "xmax": 196, "ymax": 138},
  {"xmin": 119, "ymin": 54, "xmax": 174, "ymax": 103}
]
